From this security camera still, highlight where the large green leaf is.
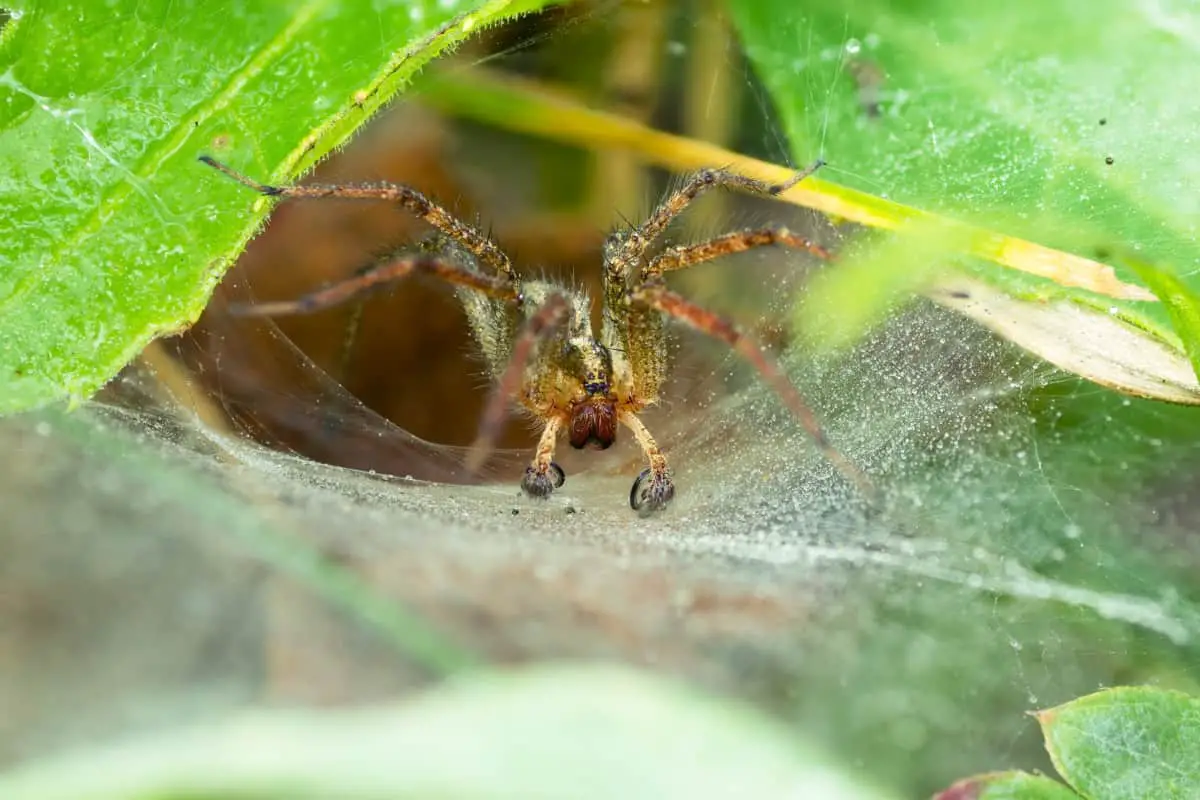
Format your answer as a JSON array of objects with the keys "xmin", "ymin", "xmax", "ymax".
[
  {"xmin": 728, "ymin": 0, "xmax": 1200, "ymax": 361},
  {"xmin": 1038, "ymin": 687, "xmax": 1200, "ymax": 799},
  {"xmin": 0, "ymin": 664, "xmax": 897, "ymax": 800},
  {"xmin": 0, "ymin": 0, "xmax": 549, "ymax": 414}
]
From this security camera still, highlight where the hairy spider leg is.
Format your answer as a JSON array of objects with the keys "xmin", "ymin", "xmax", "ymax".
[
  {"xmin": 635, "ymin": 160, "xmax": 824, "ymax": 246},
  {"xmin": 224, "ymin": 252, "xmax": 518, "ymax": 317},
  {"xmin": 643, "ymin": 226, "xmax": 833, "ymax": 280},
  {"xmin": 199, "ymin": 156, "xmax": 518, "ymax": 284},
  {"xmin": 465, "ymin": 292, "xmax": 572, "ymax": 477},
  {"xmin": 603, "ymin": 159, "xmax": 826, "ymax": 292},
  {"xmin": 631, "ymin": 281, "xmax": 877, "ymax": 503}
]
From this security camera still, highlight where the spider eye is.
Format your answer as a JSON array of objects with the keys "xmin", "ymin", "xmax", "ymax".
[{"xmin": 569, "ymin": 402, "xmax": 617, "ymax": 450}]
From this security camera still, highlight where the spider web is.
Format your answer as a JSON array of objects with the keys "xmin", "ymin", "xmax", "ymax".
[{"xmin": 3, "ymin": 4, "xmax": 1200, "ymax": 797}]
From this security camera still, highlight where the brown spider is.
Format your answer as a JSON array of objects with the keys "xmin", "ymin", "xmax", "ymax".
[{"xmin": 200, "ymin": 155, "xmax": 875, "ymax": 513}]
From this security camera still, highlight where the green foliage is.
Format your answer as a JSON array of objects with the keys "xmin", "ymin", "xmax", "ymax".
[
  {"xmin": 0, "ymin": 0, "xmax": 547, "ymax": 414},
  {"xmin": 1121, "ymin": 256, "xmax": 1200, "ymax": 382},
  {"xmin": 0, "ymin": 664, "xmax": 897, "ymax": 800},
  {"xmin": 937, "ymin": 686, "xmax": 1200, "ymax": 799},
  {"xmin": 4, "ymin": 0, "xmax": 1198, "ymax": 411},
  {"xmin": 729, "ymin": 0, "xmax": 1200, "ymax": 358},
  {"xmin": 3, "ymin": 2, "xmax": 1200, "ymax": 798},
  {"xmin": 1040, "ymin": 686, "xmax": 1200, "ymax": 799}
]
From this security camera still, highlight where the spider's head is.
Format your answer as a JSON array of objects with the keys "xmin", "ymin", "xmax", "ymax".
[{"xmin": 568, "ymin": 398, "xmax": 617, "ymax": 450}]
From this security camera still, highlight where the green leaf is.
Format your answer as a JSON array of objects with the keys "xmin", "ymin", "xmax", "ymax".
[
  {"xmin": 1121, "ymin": 255, "xmax": 1200, "ymax": 385},
  {"xmin": 0, "ymin": 0, "xmax": 550, "ymax": 415},
  {"xmin": 0, "ymin": 664, "xmax": 898, "ymax": 800},
  {"xmin": 1037, "ymin": 687, "xmax": 1200, "ymax": 799},
  {"xmin": 728, "ymin": 0, "xmax": 1197, "ymax": 366},
  {"xmin": 934, "ymin": 772, "xmax": 1080, "ymax": 800}
]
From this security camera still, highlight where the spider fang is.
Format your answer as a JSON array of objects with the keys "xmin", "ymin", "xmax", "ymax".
[{"xmin": 568, "ymin": 400, "xmax": 617, "ymax": 450}]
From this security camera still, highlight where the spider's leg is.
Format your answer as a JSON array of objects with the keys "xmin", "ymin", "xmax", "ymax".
[
  {"xmin": 518, "ymin": 417, "xmax": 567, "ymax": 499},
  {"xmin": 602, "ymin": 160, "xmax": 824, "ymax": 311},
  {"xmin": 464, "ymin": 292, "xmax": 572, "ymax": 480},
  {"xmin": 637, "ymin": 159, "xmax": 823, "ymax": 245},
  {"xmin": 608, "ymin": 159, "xmax": 824, "ymax": 269},
  {"xmin": 200, "ymin": 156, "xmax": 518, "ymax": 283},
  {"xmin": 618, "ymin": 410, "xmax": 674, "ymax": 514},
  {"xmin": 644, "ymin": 226, "xmax": 832, "ymax": 280},
  {"xmin": 630, "ymin": 281, "xmax": 877, "ymax": 503},
  {"xmin": 226, "ymin": 253, "xmax": 517, "ymax": 317}
]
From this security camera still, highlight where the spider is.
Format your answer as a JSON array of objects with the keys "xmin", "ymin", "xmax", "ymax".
[{"xmin": 199, "ymin": 155, "xmax": 875, "ymax": 513}]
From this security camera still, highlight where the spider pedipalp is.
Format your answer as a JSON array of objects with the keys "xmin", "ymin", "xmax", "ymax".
[
  {"xmin": 202, "ymin": 155, "xmax": 874, "ymax": 514},
  {"xmin": 630, "ymin": 467, "xmax": 676, "ymax": 515},
  {"xmin": 522, "ymin": 457, "xmax": 566, "ymax": 497}
]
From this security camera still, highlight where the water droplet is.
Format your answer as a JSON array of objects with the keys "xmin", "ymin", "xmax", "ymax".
[{"xmin": 845, "ymin": 38, "xmax": 862, "ymax": 55}]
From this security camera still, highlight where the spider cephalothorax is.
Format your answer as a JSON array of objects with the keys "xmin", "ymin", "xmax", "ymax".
[{"xmin": 201, "ymin": 155, "xmax": 875, "ymax": 514}]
